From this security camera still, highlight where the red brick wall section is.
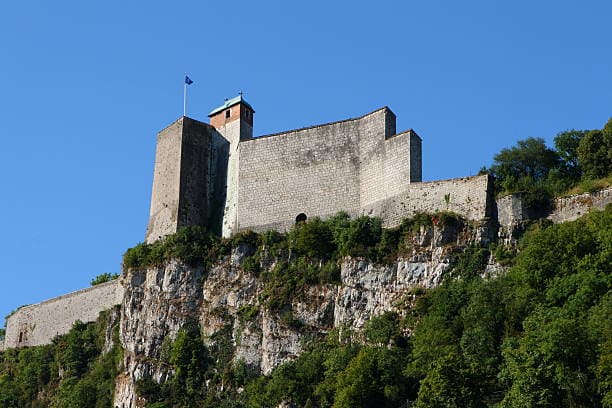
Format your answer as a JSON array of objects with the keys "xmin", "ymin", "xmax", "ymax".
[{"xmin": 210, "ymin": 103, "xmax": 253, "ymax": 128}]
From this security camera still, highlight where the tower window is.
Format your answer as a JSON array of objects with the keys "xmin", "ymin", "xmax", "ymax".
[
  {"xmin": 19, "ymin": 332, "xmax": 23, "ymax": 342},
  {"xmin": 225, "ymin": 110, "xmax": 230, "ymax": 119}
]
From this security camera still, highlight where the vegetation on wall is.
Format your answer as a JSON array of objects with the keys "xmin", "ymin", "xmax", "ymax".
[
  {"xmin": 122, "ymin": 210, "xmax": 457, "ymax": 270},
  {"xmin": 122, "ymin": 211, "xmax": 463, "ymax": 313},
  {"xmin": 0, "ymin": 307, "xmax": 122, "ymax": 408},
  {"xmin": 90, "ymin": 273, "xmax": 119, "ymax": 286}
]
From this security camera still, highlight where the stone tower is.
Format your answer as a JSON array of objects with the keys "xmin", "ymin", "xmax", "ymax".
[
  {"xmin": 145, "ymin": 116, "xmax": 224, "ymax": 243},
  {"xmin": 208, "ymin": 95, "xmax": 255, "ymax": 237}
]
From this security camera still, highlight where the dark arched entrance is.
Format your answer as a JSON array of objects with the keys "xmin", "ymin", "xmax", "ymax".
[{"xmin": 295, "ymin": 213, "xmax": 307, "ymax": 224}]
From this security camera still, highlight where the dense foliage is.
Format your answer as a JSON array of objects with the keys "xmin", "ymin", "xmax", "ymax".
[
  {"xmin": 235, "ymin": 206, "xmax": 610, "ymax": 407},
  {"xmin": 3, "ymin": 206, "xmax": 610, "ymax": 407},
  {"xmin": 103, "ymin": 206, "xmax": 612, "ymax": 407},
  {"xmin": 484, "ymin": 118, "xmax": 611, "ymax": 211},
  {"xmin": 0, "ymin": 308, "xmax": 122, "ymax": 408},
  {"xmin": 122, "ymin": 211, "xmax": 450, "ymax": 270}
]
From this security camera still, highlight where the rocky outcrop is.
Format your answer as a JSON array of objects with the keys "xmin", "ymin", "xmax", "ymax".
[
  {"xmin": 115, "ymin": 261, "xmax": 206, "ymax": 408},
  {"xmin": 114, "ymin": 220, "xmax": 499, "ymax": 407},
  {"xmin": 111, "ymin": 189, "xmax": 612, "ymax": 406},
  {"xmin": 496, "ymin": 187, "xmax": 612, "ymax": 244}
]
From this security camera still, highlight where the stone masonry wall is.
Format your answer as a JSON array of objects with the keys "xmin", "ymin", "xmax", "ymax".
[
  {"xmin": 215, "ymin": 119, "xmax": 247, "ymax": 237},
  {"xmin": 146, "ymin": 117, "xmax": 218, "ymax": 243},
  {"xmin": 235, "ymin": 108, "xmax": 423, "ymax": 233},
  {"xmin": 363, "ymin": 174, "xmax": 492, "ymax": 227},
  {"xmin": 547, "ymin": 187, "xmax": 612, "ymax": 223},
  {"xmin": 235, "ymin": 113, "xmax": 364, "ymax": 232},
  {"xmin": 358, "ymin": 109, "xmax": 404, "ymax": 208},
  {"xmin": 176, "ymin": 118, "xmax": 214, "ymax": 231},
  {"xmin": 496, "ymin": 187, "xmax": 612, "ymax": 230},
  {"xmin": 146, "ymin": 118, "xmax": 183, "ymax": 243},
  {"xmin": 3, "ymin": 280, "xmax": 124, "ymax": 349}
]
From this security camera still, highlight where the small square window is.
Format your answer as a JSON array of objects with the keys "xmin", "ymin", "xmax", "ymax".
[{"xmin": 225, "ymin": 110, "xmax": 230, "ymax": 119}]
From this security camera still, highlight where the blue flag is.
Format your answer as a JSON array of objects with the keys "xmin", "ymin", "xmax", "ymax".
[{"xmin": 185, "ymin": 75, "xmax": 193, "ymax": 85}]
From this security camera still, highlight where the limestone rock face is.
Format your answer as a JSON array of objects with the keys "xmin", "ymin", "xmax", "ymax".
[
  {"xmin": 115, "ymin": 261, "xmax": 205, "ymax": 408},
  {"xmin": 114, "ymin": 222, "xmax": 499, "ymax": 407}
]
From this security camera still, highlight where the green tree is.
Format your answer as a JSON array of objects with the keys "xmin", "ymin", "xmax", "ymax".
[
  {"xmin": 333, "ymin": 216, "xmax": 382, "ymax": 258},
  {"xmin": 489, "ymin": 137, "xmax": 560, "ymax": 190},
  {"xmin": 414, "ymin": 352, "xmax": 481, "ymax": 408},
  {"xmin": 577, "ymin": 126, "xmax": 612, "ymax": 179},
  {"xmin": 333, "ymin": 347, "xmax": 407, "ymax": 408},
  {"xmin": 589, "ymin": 293, "xmax": 612, "ymax": 407},
  {"xmin": 500, "ymin": 308, "xmax": 598, "ymax": 407},
  {"xmin": 554, "ymin": 129, "xmax": 587, "ymax": 181},
  {"xmin": 168, "ymin": 322, "xmax": 209, "ymax": 405}
]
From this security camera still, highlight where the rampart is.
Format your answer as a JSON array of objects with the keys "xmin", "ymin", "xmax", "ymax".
[
  {"xmin": 3, "ymin": 279, "xmax": 124, "ymax": 349},
  {"xmin": 364, "ymin": 174, "xmax": 492, "ymax": 227},
  {"xmin": 235, "ymin": 108, "xmax": 423, "ymax": 232},
  {"xmin": 547, "ymin": 187, "xmax": 612, "ymax": 223}
]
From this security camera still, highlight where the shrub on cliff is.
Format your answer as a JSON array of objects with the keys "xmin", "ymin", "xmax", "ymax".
[
  {"xmin": 123, "ymin": 226, "xmax": 219, "ymax": 269},
  {"xmin": 289, "ymin": 217, "xmax": 335, "ymax": 259},
  {"xmin": 235, "ymin": 206, "xmax": 611, "ymax": 407},
  {"xmin": 90, "ymin": 272, "xmax": 119, "ymax": 286}
]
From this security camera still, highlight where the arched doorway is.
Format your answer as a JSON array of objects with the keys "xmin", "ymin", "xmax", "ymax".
[{"xmin": 295, "ymin": 213, "xmax": 307, "ymax": 224}]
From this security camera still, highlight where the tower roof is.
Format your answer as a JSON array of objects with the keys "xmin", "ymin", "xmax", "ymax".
[{"xmin": 208, "ymin": 95, "xmax": 255, "ymax": 117}]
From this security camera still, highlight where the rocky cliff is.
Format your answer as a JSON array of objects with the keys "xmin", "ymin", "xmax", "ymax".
[{"xmin": 114, "ymin": 219, "xmax": 499, "ymax": 408}]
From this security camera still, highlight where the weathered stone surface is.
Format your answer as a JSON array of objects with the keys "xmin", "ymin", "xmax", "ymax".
[
  {"xmin": 496, "ymin": 187, "xmax": 612, "ymax": 243},
  {"xmin": 3, "ymin": 280, "xmax": 123, "ymax": 349},
  {"xmin": 115, "ymin": 261, "xmax": 205, "ymax": 408},
  {"xmin": 114, "ymin": 221, "xmax": 497, "ymax": 407},
  {"xmin": 146, "ymin": 117, "xmax": 229, "ymax": 243},
  {"xmin": 547, "ymin": 187, "xmax": 612, "ymax": 223}
]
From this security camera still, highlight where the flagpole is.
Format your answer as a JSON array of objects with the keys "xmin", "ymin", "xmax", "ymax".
[{"xmin": 183, "ymin": 74, "xmax": 187, "ymax": 117}]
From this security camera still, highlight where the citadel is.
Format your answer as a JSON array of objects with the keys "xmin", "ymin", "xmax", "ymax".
[
  {"xmin": 146, "ymin": 95, "xmax": 490, "ymax": 242},
  {"xmin": 3, "ymin": 96, "xmax": 608, "ymax": 352}
]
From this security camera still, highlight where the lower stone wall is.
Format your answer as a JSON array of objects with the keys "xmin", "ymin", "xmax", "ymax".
[
  {"xmin": 547, "ymin": 187, "xmax": 612, "ymax": 223},
  {"xmin": 363, "ymin": 174, "xmax": 492, "ymax": 227},
  {"xmin": 3, "ymin": 279, "xmax": 124, "ymax": 349},
  {"xmin": 239, "ymin": 175, "xmax": 492, "ymax": 233},
  {"xmin": 496, "ymin": 187, "xmax": 612, "ymax": 230}
]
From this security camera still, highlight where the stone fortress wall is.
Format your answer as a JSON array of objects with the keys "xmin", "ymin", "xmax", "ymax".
[
  {"xmin": 235, "ymin": 108, "xmax": 424, "ymax": 232},
  {"xmin": 3, "ymin": 280, "xmax": 124, "ymax": 349},
  {"xmin": 364, "ymin": 174, "xmax": 492, "ymax": 228}
]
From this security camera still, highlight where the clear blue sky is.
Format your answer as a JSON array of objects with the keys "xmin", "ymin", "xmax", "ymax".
[{"xmin": 1, "ymin": 0, "xmax": 611, "ymax": 323}]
